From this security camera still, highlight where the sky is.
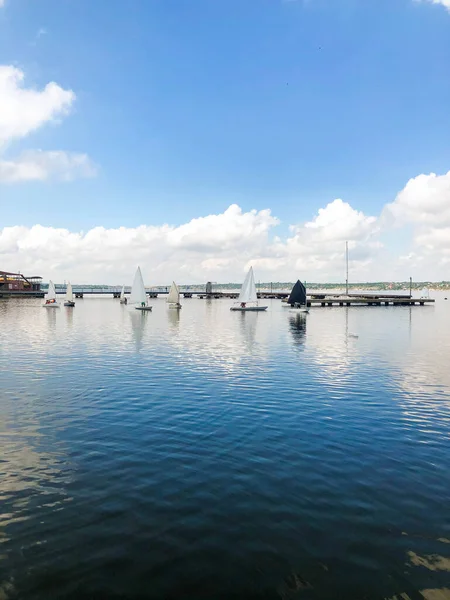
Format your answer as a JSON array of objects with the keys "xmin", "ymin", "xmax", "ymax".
[{"xmin": 0, "ymin": 0, "xmax": 450, "ymax": 284}]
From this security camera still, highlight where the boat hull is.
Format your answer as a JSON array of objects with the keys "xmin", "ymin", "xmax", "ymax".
[
  {"xmin": 64, "ymin": 302, "xmax": 75, "ymax": 307},
  {"xmin": 290, "ymin": 308, "xmax": 309, "ymax": 313},
  {"xmin": 43, "ymin": 303, "xmax": 60, "ymax": 308},
  {"xmin": 168, "ymin": 304, "xmax": 182, "ymax": 309},
  {"xmin": 230, "ymin": 306, "xmax": 268, "ymax": 312},
  {"xmin": 135, "ymin": 306, "xmax": 152, "ymax": 311}
]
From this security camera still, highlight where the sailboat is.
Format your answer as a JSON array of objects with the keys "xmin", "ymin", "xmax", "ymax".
[
  {"xmin": 167, "ymin": 281, "xmax": 182, "ymax": 309},
  {"xmin": 43, "ymin": 280, "xmax": 60, "ymax": 308},
  {"xmin": 230, "ymin": 267, "xmax": 268, "ymax": 312},
  {"xmin": 119, "ymin": 285, "xmax": 127, "ymax": 304},
  {"xmin": 64, "ymin": 281, "xmax": 75, "ymax": 307},
  {"xmin": 130, "ymin": 267, "xmax": 152, "ymax": 311},
  {"xmin": 287, "ymin": 280, "xmax": 309, "ymax": 313}
]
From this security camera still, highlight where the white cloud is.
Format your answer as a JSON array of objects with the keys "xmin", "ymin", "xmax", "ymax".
[
  {"xmin": 0, "ymin": 202, "xmax": 387, "ymax": 284},
  {"xmin": 384, "ymin": 170, "xmax": 450, "ymax": 273},
  {"xmin": 0, "ymin": 64, "xmax": 96, "ymax": 184},
  {"xmin": 419, "ymin": 0, "xmax": 450, "ymax": 10},
  {"xmin": 0, "ymin": 150, "xmax": 97, "ymax": 182},
  {"xmin": 303, "ymin": 198, "xmax": 379, "ymax": 241},
  {"xmin": 255, "ymin": 199, "xmax": 382, "ymax": 281},
  {"xmin": 166, "ymin": 204, "xmax": 279, "ymax": 252},
  {"xmin": 0, "ymin": 66, "xmax": 74, "ymax": 147},
  {"xmin": 385, "ymin": 171, "xmax": 450, "ymax": 227},
  {"xmin": 1, "ymin": 171, "xmax": 448, "ymax": 283},
  {"xmin": 0, "ymin": 205, "xmax": 281, "ymax": 284}
]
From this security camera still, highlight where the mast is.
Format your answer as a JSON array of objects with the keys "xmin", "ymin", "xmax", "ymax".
[{"xmin": 345, "ymin": 241, "xmax": 349, "ymax": 296}]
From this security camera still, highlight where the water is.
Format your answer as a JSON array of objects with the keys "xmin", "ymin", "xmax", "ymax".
[{"xmin": 1, "ymin": 295, "xmax": 449, "ymax": 600}]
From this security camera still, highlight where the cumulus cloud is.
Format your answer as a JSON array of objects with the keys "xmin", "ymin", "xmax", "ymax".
[
  {"xmin": 2, "ymin": 171, "xmax": 448, "ymax": 283},
  {"xmin": 253, "ymin": 199, "xmax": 382, "ymax": 281},
  {"xmin": 385, "ymin": 171, "xmax": 450, "ymax": 227},
  {"xmin": 0, "ymin": 202, "xmax": 387, "ymax": 284},
  {"xmin": 0, "ymin": 205, "xmax": 280, "ymax": 284},
  {"xmin": 0, "ymin": 66, "xmax": 74, "ymax": 147},
  {"xmin": 384, "ymin": 170, "xmax": 450, "ymax": 272},
  {"xmin": 0, "ymin": 64, "xmax": 95, "ymax": 184},
  {"xmin": 0, "ymin": 150, "xmax": 97, "ymax": 182}
]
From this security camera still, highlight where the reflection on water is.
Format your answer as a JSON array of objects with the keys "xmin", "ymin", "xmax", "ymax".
[
  {"xmin": 167, "ymin": 307, "xmax": 180, "ymax": 329},
  {"xmin": 238, "ymin": 311, "xmax": 258, "ymax": 354},
  {"xmin": 129, "ymin": 309, "xmax": 148, "ymax": 352},
  {"xmin": 289, "ymin": 313, "xmax": 307, "ymax": 348},
  {"xmin": 0, "ymin": 294, "xmax": 449, "ymax": 599},
  {"xmin": 45, "ymin": 306, "xmax": 57, "ymax": 329},
  {"xmin": 65, "ymin": 305, "xmax": 74, "ymax": 328}
]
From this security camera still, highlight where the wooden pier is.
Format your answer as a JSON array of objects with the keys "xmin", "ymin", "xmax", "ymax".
[{"xmin": 304, "ymin": 295, "xmax": 434, "ymax": 307}]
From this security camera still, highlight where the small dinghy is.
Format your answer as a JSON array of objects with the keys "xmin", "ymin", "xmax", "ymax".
[
  {"xmin": 287, "ymin": 280, "xmax": 309, "ymax": 313},
  {"xmin": 167, "ymin": 281, "xmax": 182, "ymax": 309},
  {"xmin": 130, "ymin": 267, "xmax": 152, "ymax": 311},
  {"xmin": 43, "ymin": 280, "xmax": 60, "ymax": 308},
  {"xmin": 230, "ymin": 267, "xmax": 267, "ymax": 312},
  {"xmin": 64, "ymin": 281, "xmax": 75, "ymax": 307}
]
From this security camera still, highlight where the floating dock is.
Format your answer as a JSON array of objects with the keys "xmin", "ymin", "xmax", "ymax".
[{"xmin": 304, "ymin": 294, "xmax": 434, "ymax": 307}]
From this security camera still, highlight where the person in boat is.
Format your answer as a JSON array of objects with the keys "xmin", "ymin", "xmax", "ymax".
[
  {"xmin": 124, "ymin": 297, "xmax": 127, "ymax": 305},
  {"xmin": 240, "ymin": 302, "xmax": 246, "ymax": 308},
  {"xmin": 141, "ymin": 301, "xmax": 146, "ymax": 307}
]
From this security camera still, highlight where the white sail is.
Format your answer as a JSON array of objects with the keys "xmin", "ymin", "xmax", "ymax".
[
  {"xmin": 167, "ymin": 281, "xmax": 180, "ymax": 304},
  {"xmin": 66, "ymin": 282, "xmax": 73, "ymax": 302},
  {"xmin": 130, "ymin": 267, "xmax": 147, "ymax": 306},
  {"xmin": 46, "ymin": 280, "xmax": 56, "ymax": 301},
  {"xmin": 120, "ymin": 285, "xmax": 125, "ymax": 300},
  {"xmin": 238, "ymin": 267, "xmax": 258, "ymax": 304}
]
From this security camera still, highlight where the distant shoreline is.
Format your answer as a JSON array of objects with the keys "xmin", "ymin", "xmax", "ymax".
[{"xmin": 40, "ymin": 281, "xmax": 450, "ymax": 291}]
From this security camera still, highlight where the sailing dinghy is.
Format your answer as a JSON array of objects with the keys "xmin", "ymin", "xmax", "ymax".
[
  {"xmin": 287, "ymin": 280, "xmax": 309, "ymax": 313},
  {"xmin": 64, "ymin": 281, "xmax": 75, "ymax": 307},
  {"xmin": 230, "ymin": 267, "xmax": 267, "ymax": 312},
  {"xmin": 130, "ymin": 267, "xmax": 152, "ymax": 311},
  {"xmin": 43, "ymin": 280, "xmax": 60, "ymax": 308},
  {"xmin": 167, "ymin": 281, "xmax": 182, "ymax": 309},
  {"xmin": 119, "ymin": 285, "xmax": 127, "ymax": 304}
]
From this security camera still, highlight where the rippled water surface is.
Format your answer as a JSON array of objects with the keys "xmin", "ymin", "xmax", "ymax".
[{"xmin": 1, "ymin": 294, "xmax": 449, "ymax": 600}]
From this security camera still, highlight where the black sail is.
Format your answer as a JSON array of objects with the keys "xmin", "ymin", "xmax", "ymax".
[{"xmin": 287, "ymin": 280, "xmax": 307, "ymax": 305}]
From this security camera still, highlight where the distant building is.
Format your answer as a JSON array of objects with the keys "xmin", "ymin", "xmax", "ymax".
[{"xmin": 0, "ymin": 270, "xmax": 42, "ymax": 292}]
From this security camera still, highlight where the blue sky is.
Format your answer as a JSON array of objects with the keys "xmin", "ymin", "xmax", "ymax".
[{"xmin": 0, "ymin": 0, "xmax": 449, "ymax": 283}]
